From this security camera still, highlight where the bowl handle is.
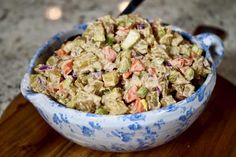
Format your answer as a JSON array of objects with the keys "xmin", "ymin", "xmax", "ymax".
[{"xmin": 195, "ymin": 33, "xmax": 224, "ymax": 68}]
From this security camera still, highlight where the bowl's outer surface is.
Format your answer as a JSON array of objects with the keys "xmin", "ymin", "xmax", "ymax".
[{"xmin": 21, "ymin": 23, "xmax": 222, "ymax": 152}]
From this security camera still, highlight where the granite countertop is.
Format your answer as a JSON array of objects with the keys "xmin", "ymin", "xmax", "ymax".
[{"xmin": 0, "ymin": 0, "xmax": 236, "ymax": 116}]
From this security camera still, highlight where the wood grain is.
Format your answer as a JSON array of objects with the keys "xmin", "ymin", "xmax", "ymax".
[{"xmin": 0, "ymin": 75, "xmax": 236, "ymax": 157}]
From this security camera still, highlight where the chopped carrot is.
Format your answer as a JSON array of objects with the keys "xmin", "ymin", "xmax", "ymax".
[
  {"xmin": 103, "ymin": 46, "xmax": 117, "ymax": 62},
  {"xmin": 125, "ymin": 86, "xmax": 138, "ymax": 103},
  {"xmin": 147, "ymin": 67, "xmax": 156, "ymax": 76},
  {"xmin": 169, "ymin": 58, "xmax": 193, "ymax": 68},
  {"xmin": 122, "ymin": 71, "xmax": 132, "ymax": 79},
  {"xmin": 56, "ymin": 49, "xmax": 67, "ymax": 57},
  {"xmin": 130, "ymin": 58, "xmax": 145, "ymax": 72},
  {"xmin": 134, "ymin": 98, "xmax": 145, "ymax": 113},
  {"xmin": 61, "ymin": 59, "xmax": 73, "ymax": 75}
]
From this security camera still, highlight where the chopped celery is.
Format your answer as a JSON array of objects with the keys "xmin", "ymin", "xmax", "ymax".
[
  {"xmin": 46, "ymin": 56, "xmax": 59, "ymax": 66},
  {"xmin": 158, "ymin": 26, "xmax": 166, "ymax": 37},
  {"xmin": 184, "ymin": 67, "xmax": 194, "ymax": 81},
  {"xmin": 171, "ymin": 32, "xmax": 183, "ymax": 46},
  {"xmin": 168, "ymin": 70, "xmax": 189, "ymax": 84},
  {"xmin": 92, "ymin": 61, "xmax": 102, "ymax": 71},
  {"xmin": 121, "ymin": 30, "xmax": 141, "ymax": 50},
  {"xmin": 137, "ymin": 86, "xmax": 148, "ymax": 98},
  {"xmin": 95, "ymin": 107, "xmax": 109, "ymax": 115},
  {"xmin": 183, "ymin": 84, "xmax": 195, "ymax": 97},
  {"xmin": 112, "ymin": 43, "xmax": 121, "ymax": 52},
  {"xmin": 104, "ymin": 100, "xmax": 128, "ymax": 115},
  {"xmin": 102, "ymin": 71, "xmax": 119, "ymax": 87},
  {"xmin": 192, "ymin": 44, "xmax": 203, "ymax": 56},
  {"xmin": 180, "ymin": 44, "xmax": 191, "ymax": 56},
  {"xmin": 133, "ymin": 39, "xmax": 148, "ymax": 54},
  {"xmin": 160, "ymin": 95, "xmax": 176, "ymax": 106},
  {"xmin": 106, "ymin": 36, "xmax": 115, "ymax": 46},
  {"xmin": 66, "ymin": 101, "xmax": 76, "ymax": 108},
  {"xmin": 152, "ymin": 57, "xmax": 164, "ymax": 66},
  {"xmin": 118, "ymin": 58, "xmax": 131, "ymax": 73},
  {"xmin": 73, "ymin": 52, "xmax": 97, "ymax": 70}
]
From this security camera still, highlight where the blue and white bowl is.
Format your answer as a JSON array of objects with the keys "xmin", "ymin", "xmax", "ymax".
[{"xmin": 21, "ymin": 23, "xmax": 224, "ymax": 152}]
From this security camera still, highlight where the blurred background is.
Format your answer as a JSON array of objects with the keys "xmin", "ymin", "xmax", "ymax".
[{"xmin": 0, "ymin": 0, "xmax": 235, "ymax": 116}]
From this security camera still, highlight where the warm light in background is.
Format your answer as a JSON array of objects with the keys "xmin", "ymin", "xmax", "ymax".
[
  {"xmin": 45, "ymin": 6, "xmax": 62, "ymax": 21},
  {"xmin": 118, "ymin": 0, "xmax": 130, "ymax": 12}
]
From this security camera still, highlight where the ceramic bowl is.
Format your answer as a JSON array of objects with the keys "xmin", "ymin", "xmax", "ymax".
[{"xmin": 21, "ymin": 23, "xmax": 224, "ymax": 152}]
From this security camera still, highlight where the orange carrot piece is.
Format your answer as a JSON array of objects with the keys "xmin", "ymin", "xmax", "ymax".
[
  {"xmin": 147, "ymin": 67, "xmax": 156, "ymax": 76},
  {"xmin": 103, "ymin": 46, "xmax": 117, "ymax": 62},
  {"xmin": 62, "ymin": 59, "xmax": 73, "ymax": 75},
  {"xmin": 56, "ymin": 49, "xmax": 67, "ymax": 57},
  {"xmin": 125, "ymin": 86, "xmax": 138, "ymax": 103},
  {"xmin": 130, "ymin": 58, "xmax": 145, "ymax": 72},
  {"xmin": 134, "ymin": 98, "xmax": 144, "ymax": 113},
  {"xmin": 122, "ymin": 71, "xmax": 132, "ymax": 79}
]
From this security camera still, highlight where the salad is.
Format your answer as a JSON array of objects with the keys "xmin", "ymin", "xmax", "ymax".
[{"xmin": 30, "ymin": 14, "xmax": 211, "ymax": 115}]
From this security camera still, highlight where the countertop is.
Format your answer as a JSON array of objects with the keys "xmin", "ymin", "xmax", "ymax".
[{"xmin": 0, "ymin": 0, "xmax": 236, "ymax": 116}]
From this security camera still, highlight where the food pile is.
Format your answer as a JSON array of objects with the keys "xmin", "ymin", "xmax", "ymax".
[{"xmin": 30, "ymin": 14, "xmax": 211, "ymax": 115}]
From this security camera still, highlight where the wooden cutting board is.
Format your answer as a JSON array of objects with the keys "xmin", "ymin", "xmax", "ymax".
[{"xmin": 1, "ymin": 75, "xmax": 236, "ymax": 157}]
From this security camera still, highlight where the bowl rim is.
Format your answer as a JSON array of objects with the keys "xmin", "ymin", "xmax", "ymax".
[{"xmin": 21, "ymin": 23, "xmax": 216, "ymax": 118}]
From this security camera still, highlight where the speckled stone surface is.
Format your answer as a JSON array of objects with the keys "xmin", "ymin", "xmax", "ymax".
[{"xmin": 0, "ymin": 0, "xmax": 236, "ymax": 116}]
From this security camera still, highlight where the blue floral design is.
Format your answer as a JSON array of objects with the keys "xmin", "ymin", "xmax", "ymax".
[
  {"xmin": 186, "ymin": 94, "xmax": 197, "ymax": 103},
  {"xmin": 88, "ymin": 121, "xmax": 102, "ymax": 130},
  {"xmin": 52, "ymin": 113, "xmax": 62, "ymax": 125},
  {"xmin": 59, "ymin": 113, "xmax": 69, "ymax": 123},
  {"xmin": 198, "ymin": 86, "xmax": 206, "ymax": 102},
  {"xmin": 122, "ymin": 114, "xmax": 146, "ymax": 121},
  {"xmin": 153, "ymin": 119, "xmax": 165, "ymax": 130},
  {"xmin": 111, "ymin": 130, "xmax": 134, "ymax": 142},
  {"xmin": 164, "ymin": 105, "xmax": 179, "ymax": 112},
  {"xmin": 81, "ymin": 126, "xmax": 94, "ymax": 137},
  {"xmin": 178, "ymin": 108, "xmax": 194, "ymax": 127},
  {"xmin": 136, "ymin": 126, "xmax": 158, "ymax": 150},
  {"xmin": 128, "ymin": 122, "xmax": 142, "ymax": 131}
]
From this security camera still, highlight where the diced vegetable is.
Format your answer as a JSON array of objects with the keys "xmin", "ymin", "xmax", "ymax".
[
  {"xmin": 61, "ymin": 59, "xmax": 73, "ymax": 75},
  {"xmin": 130, "ymin": 58, "xmax": 145, "ymax": 72},
  {"xmin": 134, "ymin": 98, "xmax": 143, "ymax": 113},
  {"xmin": 140, "ymin": 99, "xmax": 148, "ymax": 111},
  {"xmin": 146, "ymin": 91, "xmax": 161, "ymax": 109},
  {"xmin": 122, "ymin": 71, "xmax": 132, "ymax": 79},
  {"xmin": 104, "ymin": 100, "xmax": 128, "ymax": 115},
  {"xmin": 133, "ymin": 39, "xmax": 148, "ymax": 54},
  {"xmin": 103, "ymin": 46, "xmax": 117, "ymax": 62},
  {"xmin": 124, "ymin": 86, "xmax": 138, "ymax": 103},
  {"xmin": 168, "ymin": 70, "xmax": 189, "ymax": 84},
  {"xmin": 179, "ymin": 44, "xmax": 191, "ymax": 56},
  {"xmin": 160, "ymin": 95, "xmax": 176, "ymax": 106},
  {"xmin": 83, "ymin": 21, "xmax": 106, "ymax": 42},
  {"xmin": 137, "ymin": 86, "xmax": 148, "ymax": 98},
  {"xmin": 46, "ymin": 56, "xmax": 59, "ymax": 66},
  {"xmin": 183, "ymin": 84, "xmax": 195, "ymax": 97},
  {"xmin": 102, "ymin": 71, "xmax": 119, "ymax": 87},
  {"xmin": 121, "ymin": 30, "xmax": 141, "ymax": 50},
  {"xmin": 184, "ymin": 67, "xmax": 195, "ymax": 81},
  {"xmin": 192, "ymin": 44, "xmax": 203, "ymax": 56},
  {"xmin": 119, "ymin": 58, "xmax": 131, "ymax": 73},
  {"xmin": 172, "ymin": 32, "xmax": 183, "ymax": 46},
  {"xmin": 158, "ymin": 26, "xmax": 166, "ymax": 38},
  {"xmin": 95, "ymin": 107, "xmax": 109, "ymax": 115},
  {"xmin": 152, "ymin": 57, "xmax": 164, "ymax": 66},
  {"xmin": 56, "ymin": 49, "xmax": 67, "ymax": 57}
]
